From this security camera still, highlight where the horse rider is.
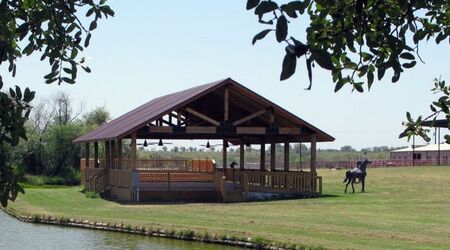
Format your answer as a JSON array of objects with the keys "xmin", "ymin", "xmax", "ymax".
[{"xmin": 351, "ymin": 160, "xmax": 363, "ymax": 174}]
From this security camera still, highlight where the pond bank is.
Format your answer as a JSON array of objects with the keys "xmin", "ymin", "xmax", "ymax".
[
  {"xmin": 2, "ymin": 207, "xmax": 298, "ymax": 250},
  {"xmin": 0, "ymin": 210, "xmax": 239, "ymax": 250}
]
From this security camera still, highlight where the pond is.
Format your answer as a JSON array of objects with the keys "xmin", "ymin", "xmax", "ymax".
[{"xmin": 0, "ymin": 211, "xmax": 241, "ymax": 250}]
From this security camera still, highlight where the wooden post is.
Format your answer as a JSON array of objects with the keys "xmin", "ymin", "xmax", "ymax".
[
  {"xmin": 260, "ymin": 142, "xmax": 265, "ymax": 171},
  {"xmin": 240, "ymin": 143, "xmax": 245, "ymax": 170},
  {"xmin": 311, "ymin": 134, "xmax": 317, "ymax": 173},
  {"xmin": 111, "ymin": 140, "xmax": 116, "ymax": 169},
  {"xmin": 117, "ymin": 139, "xmax": 122, "ymax": 169},
  {"xmin": 224, "ymin": 87, "xmax": 229, "ymax": 122},
  {"xmin": 105, "ymin": 140, "xmax": 111, "ymax": 169},
  {"xmin": 223, "ymin": 139, "xmax": 227, "ymax": 178},
  {"xmin": 130, "ymin": 132, "xmax": 137, "ymax": 170},
  {"xmin": 94, "ymin": 142, "xmax": 99, "ymax": 168},
  {"xmin": 85, "ymin": 143, "xmax": 90, "ymax": 168},
  {"xmin": 284, "ymin": 141, "xmax": 289, "ymax": 171},
  {"xmin": 270, "ymin": 142, "xmax": 276, "ymax": 171}
]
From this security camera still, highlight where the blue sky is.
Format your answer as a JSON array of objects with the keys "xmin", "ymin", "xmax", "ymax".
[{"xmin": 3, "ymin": 1, "xmax": 450, "ymax": 149}]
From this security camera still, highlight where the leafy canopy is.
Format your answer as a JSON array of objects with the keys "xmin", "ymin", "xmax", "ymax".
[
  {"xmin": 0, "ymin": 0, "xmax": 113, "ymax": 207},
  {"xmin": 247, "ymin": 0, "xmax": 450, "ymax": 92}
]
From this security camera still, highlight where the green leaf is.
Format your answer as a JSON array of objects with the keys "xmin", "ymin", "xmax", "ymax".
[
  {"xmin": 400, "ymin": 52, "xmax": 415, "ymax": 60},
  {"xmin": 70, "ymin": 49, "xmax": 78, "ymax": 59},
  {"xmin": 89, "ymin": 21, "xmax": 97, "ymax": 31},
  {"xmin": 276, "ymin": 15, "xmax": 288, "ymax": 42},
  {"xmin": 445, "ymin": 135, "xmax": 450, "ymax": 144},
  {"xmin": 23, "ymin": 42, "xmax": 34, "ymax": 56},
  {"xmin": 402, "ymin": 61, "xmax": 416, "ymax": 68},
  {"xmin": 100, "ymin": 5, "xmax": 115, "ymax": 17},
  {"xmin": 44, "ymin": 71, "xmax": 59, "ymax": 80},
  {"xmin": 310, "ymin": 48, "xmax": 333, "ymax": 70},
  {"xmin": 246, "ymin": 0, "xmax": 260, "ymax": 10},
  {"xmin": 252, "ymin": 29, "xmax": 272, "ymax": 45},
  {"xmin": 63, "ymin": 68, "xmax": 72, "ymax": 74},
  {"xmin": 406, "ymin": 112, "xmax": 412, "ymax": 122},
  {"xmin": 334, "ymin": 80, "xmax": 345, "ymax": 92},
  {"xmin": 62, "ymin": 77, "xmax": 76, "ymax": 84},
  {"xmin": 305, "ymin": 57, "xmax": 312, "ymax": 90},
  {"xmin": 82, "ymin": 66, "xmax": 91, "ymax": 73},
  {"xmin": 45, "ymin": 78, "xmax": 58, "ymax": 84},
  {"xmin": 280, "ymin": 53, "xmax": 296, "ymax": 81},
  {"xmin": 23, "ymin": 88, "xmax": 35, "ymax": 102},
  {"xmin": 15, "ymin": 86, "xmax": 22, "ymax": 99},
  {"xmin": 430, "ymin": 105, "xmax": 437, "ymax": 112},
  {"xmin": 9, "ymin": 88, "xmax": 16, "ymax": 98},
  {"xmin": 377, "ymin": 67, "xmax": 386, "ymax": 80},
  {"xmin": 84, "ymin": 33, "xmax": 92, "ymax": 47},
  {"xmin": 86, "ymin": 8, "xmax": 95, "ymax": 17},
  {"xmin": 254, "ymin": 1, "xmax": 278, "ymax": 15},
  {"xmin": 353, "ymin": 83, "xmax": 363, "ymax": 93},
  {"xmin": 367, "ymin": 71, "xmax": 374, "ymax": 90}
]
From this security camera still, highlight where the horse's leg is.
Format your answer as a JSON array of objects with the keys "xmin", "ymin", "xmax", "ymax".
[
  {"xmin": 345, "ymin": 178, "xmax": 350, "ymax": 193},
  {"xmin": 351, "ymin": 178, "xmax": 355, "ymax": 193},
  {"xmin": 361, "ymin": 177, "xmax": 365, "ymax": 192}
]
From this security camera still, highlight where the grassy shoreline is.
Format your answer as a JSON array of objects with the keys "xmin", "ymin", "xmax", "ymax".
[{"xmin": 7, "ymin": 167, "xmax": 450, "ymax": 249}]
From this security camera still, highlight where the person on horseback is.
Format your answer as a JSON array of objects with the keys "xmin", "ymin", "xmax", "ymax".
[{"xmin": 350, "ymin": 160, "xmax": 363, "ymax": 174}]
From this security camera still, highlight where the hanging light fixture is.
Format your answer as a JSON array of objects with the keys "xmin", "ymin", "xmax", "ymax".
[
  {"xmin": 245, "ymin": 140, "xmax": 251, "ymax": 147},
  {"xmin": 158, "ymin": 139, "xmax": 163, "ymax": 146},
  {"xmin": 206, "ymin": 140, "xmax": 210, "ymax": 148},
  {"xmin": 224, "ymin": 141, "xmax": 229, "ymax": 148},
  {"xmin": 143, "ymin": 140, "xmax": 148, "ymax": 147}
]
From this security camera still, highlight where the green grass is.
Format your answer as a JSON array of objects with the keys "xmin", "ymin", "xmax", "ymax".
[{"xmin": 8, "ymin": 167, "xmax": 450, "ymax": 249}]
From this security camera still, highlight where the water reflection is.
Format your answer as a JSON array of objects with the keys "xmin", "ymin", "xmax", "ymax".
[{"xmin": 0, "ymin": 212, "xmax": 240, "ymax": 250}]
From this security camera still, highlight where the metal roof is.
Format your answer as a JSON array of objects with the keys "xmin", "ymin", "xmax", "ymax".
[
  {"xmin": 73, "ymin": 78, "xmax": 334, "ymax": 143},
  {"xmin": 391, "ymin": 143, "xmax": 450, "ymax": 152},
  {"xmin": 421, "ymin": 119, "xmax": 449, "ymax": 128}
]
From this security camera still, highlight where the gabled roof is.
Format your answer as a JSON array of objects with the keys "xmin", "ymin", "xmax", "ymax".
[{"xmin": 74, "ymin": 78, "xmax": 334, "ymax": 143}]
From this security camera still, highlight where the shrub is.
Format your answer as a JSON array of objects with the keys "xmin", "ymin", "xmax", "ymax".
[{"xmin": 84, "ymin": 191, "xmax": 100, "ymax": 199}]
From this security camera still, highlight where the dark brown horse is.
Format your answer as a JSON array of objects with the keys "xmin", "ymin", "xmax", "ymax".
[{"xmin": 343, "ymin": 159, "xmax": 371, "ymax": 193}]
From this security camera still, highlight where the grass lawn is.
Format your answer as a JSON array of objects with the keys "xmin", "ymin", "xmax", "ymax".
[{"xmin": 8, "ymin": 167, "xmax": 450, "ymax": 249}]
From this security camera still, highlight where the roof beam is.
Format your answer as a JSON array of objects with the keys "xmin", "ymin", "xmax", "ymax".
[
  {"xmin": 232, "ymin": 109, "xmax": 267, "ymax": 126},
  {"xmin": 185, "ymin": 107, "xmax": 220, "ymax": 126}
]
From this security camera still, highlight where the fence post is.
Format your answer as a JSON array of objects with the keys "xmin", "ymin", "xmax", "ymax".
[{"xmin": 243, "ymin": 171, "xmax": 248, "ymax": 200}]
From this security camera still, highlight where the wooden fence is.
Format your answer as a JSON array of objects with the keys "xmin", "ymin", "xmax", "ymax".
[
  {"xmin": 224, "ymin": 169, "xmax": 321, "ymax": 195},
  {"xmin": 316, "ymin": 159, "xmax": 450, "ymax": 169}
]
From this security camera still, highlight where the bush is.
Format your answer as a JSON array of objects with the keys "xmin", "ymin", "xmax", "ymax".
[
  {"xmin": 23, "ymin": 170, "xmax": 80, "ymax": 186},
  {"xmin": 83, "ymin": 190, "xmax": 100, "ymax": 199}
]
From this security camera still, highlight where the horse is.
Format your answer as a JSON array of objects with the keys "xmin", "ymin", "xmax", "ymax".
[{"xmin": 343, "ymin": 159, "xmax": 371, "ymax": 193}]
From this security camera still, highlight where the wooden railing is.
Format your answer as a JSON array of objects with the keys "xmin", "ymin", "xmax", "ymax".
[
  {"xmin": 83, "ymin": 167, "xmax": 104, "ymax": 186},
  {"xmin": 87, "ymin": 169, "xmax": 106, "ymax": 193},
  {"xmin": 109, "ymin": 169, "xmax": 132, "ymax": 189},
  {"xmin": 225, "ymin": 170, "xmax": 321, "ymax": 195},
  {"xmin": 118, "ymin": 159, "xmax": 215, "ymax": 172},
  {"xmin": 139, "ymin": 170, "xmax": 214, "ymax": 183}
]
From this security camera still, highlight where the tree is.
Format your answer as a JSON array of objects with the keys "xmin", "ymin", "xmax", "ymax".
[
  {"xmin": 340, "ymin": 145, "xmax": 356, "ymax": 152},
  {"xmin": 400, "ymin": 77, "xmax": 450, "ymax": 143},
  {"xmin": 0, "ymin": 0, "xmax": 114, "ymax": 207},
  {"xmin": 248, "ymin": 0, "xmax": 449, "ymax": 91},
  {"xmin": 246, "ymin": 0, "xmax": 449, "ymax": 142},
  {"xmin": 0, "ymin": 85, "xmax": 33, "ymax": 207},
  {"xmin": 84, "ymin": 106, "xmax": 110, "ymax": 127}
]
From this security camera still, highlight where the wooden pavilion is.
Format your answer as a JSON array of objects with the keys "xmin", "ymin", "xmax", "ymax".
[{"xmin": 74, "ymin": 78, "xmax": 334, "ymax": 202}]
